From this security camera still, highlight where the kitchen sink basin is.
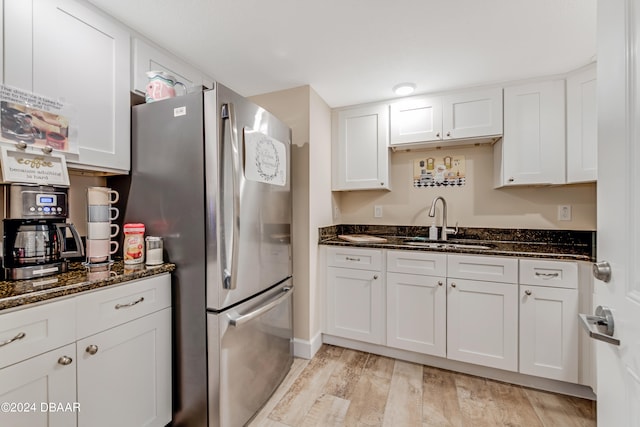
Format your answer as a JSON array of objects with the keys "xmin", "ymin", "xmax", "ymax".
[{"xmin": 402, "ymin": 238, "xmax": 494, "ymax": 250}]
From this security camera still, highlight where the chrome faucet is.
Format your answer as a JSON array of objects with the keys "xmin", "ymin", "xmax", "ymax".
[{"xmin": 428, "ymin": 196, "xmax": 457, "ymax": 241}]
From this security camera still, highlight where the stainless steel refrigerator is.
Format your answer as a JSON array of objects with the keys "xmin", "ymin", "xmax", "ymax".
[{"xmin": 124, "ymin": 85, "xmax": 293, "ymax": 427}]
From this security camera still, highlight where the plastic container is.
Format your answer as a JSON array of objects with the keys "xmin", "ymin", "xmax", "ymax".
[
  {"xmin": 123, "ymin": 223, "xmax": 145, "ymax": 264},
  {"xmin": 429, "ymin": 222, "xmax": 438, "ymax": 240},
  {"xmin": 145, "ymin": 236, "xmax": 163, "ymax": 265}
]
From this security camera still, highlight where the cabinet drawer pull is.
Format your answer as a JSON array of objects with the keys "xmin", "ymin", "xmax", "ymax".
[
  {"xmin": 0, "ymin": 332, "xmax": 26, "ymax": 348},
  {"xmin": 86, "ymin": 345, "xmax": 99, "ymax": 355},
  {"xmin": 373, "ymin": 275, "xmax": 378, "ymax": 280},
  {"xmin": 115, "ymin": 297, "xmax": 145, "ymax": 309},
  {"xmin": 451, "ymin": 283, "xmax": 456, "ymax": 288},
  {"xmin": 524, "ymin": 289, "xmax": 532, "ymax": 296},
  {"xmin": 345, "ymin": 257, "xmax": 361, "ymax": 262},
  {"xmin": 57, "ymin": 356, "xmax": 73, "ymax": 366},
  {"xmin": 534, "ymin": 272, "xmax": 560, "ymax": 279},
  {"xmin": 438, "ymin": 281, "xmax": 443, "ymax": 286}
]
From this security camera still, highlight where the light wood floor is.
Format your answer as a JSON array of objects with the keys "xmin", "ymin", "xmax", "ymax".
[{"xmin": 248, "ymin": 344, "xmax": 596, "ymax": 427}]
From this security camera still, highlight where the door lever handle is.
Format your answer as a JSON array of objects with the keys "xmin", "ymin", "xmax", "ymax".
[{"xmin": 579, "ymin": 305, "xmax": 620, "ymax": 346}]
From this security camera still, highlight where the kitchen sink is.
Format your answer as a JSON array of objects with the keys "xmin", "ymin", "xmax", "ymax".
[{"xmin": 401, "ymin": 237, "xmax": 494, "ymax": 250}]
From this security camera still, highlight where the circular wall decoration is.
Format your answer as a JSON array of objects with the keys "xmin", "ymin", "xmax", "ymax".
[{"xmin": 255, "ymin": 137, "xmax": 280, "ymax": 182}]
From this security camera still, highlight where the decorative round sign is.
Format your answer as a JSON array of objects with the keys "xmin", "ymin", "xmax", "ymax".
[{"xmin": 255, "ymin": 137, "xmax": 280, "ymax": 182}]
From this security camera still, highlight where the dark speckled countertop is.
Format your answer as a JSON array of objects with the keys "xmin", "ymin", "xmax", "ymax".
[
  {"xmin": 319, "ymin": 225, "xmax": 596, "ymax": 262},
  {"xmin": 0, "ymin": 260, "xmax": 175, "ymax": 312}
]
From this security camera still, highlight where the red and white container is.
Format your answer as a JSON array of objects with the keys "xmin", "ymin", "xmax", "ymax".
[{"xmin": 123, "ymin": 223, "xmax": 145, "ymax": 264}]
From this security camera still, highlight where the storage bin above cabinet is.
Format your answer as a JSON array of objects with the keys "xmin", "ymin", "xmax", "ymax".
[
  {"xmin": 132, "ymin": 37, "xmax": 214, "ymax": 96},
  {"xmin": 389, "ymin": 87, "xmax": 503, "ymax": 148}
]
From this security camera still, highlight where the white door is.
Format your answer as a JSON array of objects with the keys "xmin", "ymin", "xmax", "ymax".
[
  {"xmin": 586, "ymin": 1, "xmax": 640, "ymax": 425},
  {"xmin": 76, "ymin": 309, "xmax": 172, "ymax": 427}
]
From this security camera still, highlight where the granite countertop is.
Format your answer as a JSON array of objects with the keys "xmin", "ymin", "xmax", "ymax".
[
  {"xmin": 0, "ymin": 260, "xmax": 175, "ymax": 312},
  {"xmin": 319, "ymin": 225, "xmax": 596, "ymax": 262}
]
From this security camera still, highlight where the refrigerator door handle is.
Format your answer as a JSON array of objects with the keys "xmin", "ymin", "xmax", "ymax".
[
  {"xmin": 228, "ymin": 286, "xmax": 293, "ymax": 327},
  {"xmin": 220, "ymin": 102, "xmax": 241, "ymax": 290}
]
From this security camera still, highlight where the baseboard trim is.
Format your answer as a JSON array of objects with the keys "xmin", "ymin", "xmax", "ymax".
[
  {"xmin": 293, "ymin": 332, "xmax": 323, "ymax": 359},
  {"xmin": 322, "ymin": 334, "xmax": 597, "ymax": 400}
]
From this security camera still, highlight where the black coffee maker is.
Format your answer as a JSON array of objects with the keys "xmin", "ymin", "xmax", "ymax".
[{"xmin": 3, "ymin": 183, "xmax": 84, "ymax": 280}]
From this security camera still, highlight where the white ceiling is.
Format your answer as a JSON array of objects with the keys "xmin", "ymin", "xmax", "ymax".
[{"xmin": 86, "ymin": 0, "xmax": 597, "ymax": 108}]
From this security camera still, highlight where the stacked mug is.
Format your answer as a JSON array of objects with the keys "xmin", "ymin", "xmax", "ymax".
[{"xmin": 86, "ymin": 186, "xmax": 120, "ymax": 264}]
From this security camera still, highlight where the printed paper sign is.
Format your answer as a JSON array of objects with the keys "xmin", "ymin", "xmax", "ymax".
[
  {"xmin": 0, "ymin": 147, "xmax": 70, "ymax": 186},
  {"xmin": 244, "ymin": 129, "xmax": 287, "ymax": 186},
  {"xmin": 413, "ymin": 155, "xmax": 466, "ymax": 187},
  {"xmin": 0, "ymin": 85, "xmax": 78, "ymax": 154}
]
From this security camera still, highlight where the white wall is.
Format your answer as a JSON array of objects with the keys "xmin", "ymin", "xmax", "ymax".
[
  {"xmin": 250, "ymin": 86, "xmax": 333, "ymax": 347},
  {"xmin": 308, "ymin": 89, "xmax": 333, "ymax": 339},
  {"xmin": 336, "ymin": 144, "xmax": 597, "ymax": 230}
]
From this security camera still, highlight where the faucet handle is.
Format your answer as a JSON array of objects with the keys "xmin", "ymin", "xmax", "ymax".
[{"xmin": 444, "ymin": 222, "xmax": 458, "ymax": 236}]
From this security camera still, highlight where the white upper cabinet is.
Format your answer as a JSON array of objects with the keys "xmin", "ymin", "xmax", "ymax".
[
  {"xmin": 332, "ymin": 104, "xmax": 390, "ymax": 191},
  {"xmin": 494, "ymin": 79, "xmax": 566, "ymax": 187},
  {"xmin": 389, "ymin": 96, "xmax": 442, "ymax": 144},
  {"xmin": 566, "ymin": 63, "xmax": 597, "ymax": 183},
  {"xmin": 3, "ymin": 0, "xmax": 131, "ymax": 173},
  {"xmin": 3, "ymin": 0, "xmax": 130, "ymax": 173},
  {"xmin": 32, "ymin": 0, "xmax": 131, "ymax": 173},
  {"xmin": 0, "ymin": 0, "xmax": 3, "ymax": 83},
  {"xmin": 390, "ymin": 87, "xmax": 503, "ymax": 148},
  {"xmin": 131, "ymin": 37, "xmax": 214, "ymax": 96}
]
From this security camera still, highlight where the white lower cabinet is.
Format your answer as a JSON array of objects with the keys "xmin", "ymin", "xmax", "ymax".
[
  {"xmin": 386, "ymin": 250, "xmax": 446, "ymax": 356},
  {"xmin": 77, "ymin": 308, "xmax": 171, "ymax": 427},
  {"xmin": 387, "ymin": 272, "xmax": 446, "ymax": 356},
  {"xmin": 446, "ymin": 278, "xmax": 519, "ymax": 371},
  {"xmin": 0, "ymin": 343, "xmax": 77, "ymax": 427},
  {"xmin": 0, "ymin": 274, "xmax": 172, "ymax": 427},
  {"xmin": 519, "ymin": 259, "xmax": 579, "ymax": 382},
  {"xmin": 326, "ymin": 247, "xmax": 384, "ymax": 344},
  {"xmin": 326, "ymin": 266, "xmax": 385, "ymax": 344},
  {"xmin": 324, "ymin": 247, "xmax": 587, "ymax": 385}
]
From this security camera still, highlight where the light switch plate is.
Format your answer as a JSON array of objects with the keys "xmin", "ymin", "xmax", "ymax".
[{"xmin": 374, "ymin": 205, "xmax": 383, "ymax": 218}]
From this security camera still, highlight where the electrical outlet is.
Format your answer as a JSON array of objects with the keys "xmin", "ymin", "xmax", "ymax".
[
  {"xmin": 333, "ymin": 205, "xmax": 340, "ymax": 220},
  {"xmin": 374, "ymin": 205, "xmax": 383, "ymax": 218},
  {"xmin": 558, "ymin": 205, "xmax": 572, "ymax": 221}
]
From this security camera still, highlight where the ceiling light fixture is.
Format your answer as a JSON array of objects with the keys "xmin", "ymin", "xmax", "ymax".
[{"xmin": 393, "ymin": 82, "xmax": 416, "ymax": 96}]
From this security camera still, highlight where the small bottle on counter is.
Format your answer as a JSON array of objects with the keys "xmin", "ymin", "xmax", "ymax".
[
  {"xmin": 429, "ymin": 222, "xmax": 438, "ymax": 240},
  {"xmin": 145, "ymin": 236, "xmax": 163, "ymax": 266},
  {"xmin": 123, "ymin": 223, "xmax": 145, "ymax": 264}
]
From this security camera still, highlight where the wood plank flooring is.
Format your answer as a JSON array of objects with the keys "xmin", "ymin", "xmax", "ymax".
[{"xmin": 248, "ymin": 344, "xmax": 596, "ymax": 427}]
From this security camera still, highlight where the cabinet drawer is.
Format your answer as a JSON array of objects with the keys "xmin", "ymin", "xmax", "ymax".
[
  {"xmin": 326, "ymin": 247, "xmax": 382, "ymax": 271},
  {"xmin": 447, "ymin": 254, "xmax": 518, "ymax": 283},
  {"xmin": 387, "ymin": 250, "xmax": 446, "ymax": 276},
  {"xmin": 519, "ymin": 259, "xmax": 578, "ymax": 289},
  {"xmin": 0, "ymin": 298, "xmax": 76, "ymax": 369},
  {"xmin": 76, "ymin": 274, "xmax": 171, "ymax": 339}
]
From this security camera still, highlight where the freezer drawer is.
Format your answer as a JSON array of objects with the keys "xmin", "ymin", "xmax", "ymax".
[{"xmin": 207, "ymin": 280, "xmax": 293, "ymax": 427}]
